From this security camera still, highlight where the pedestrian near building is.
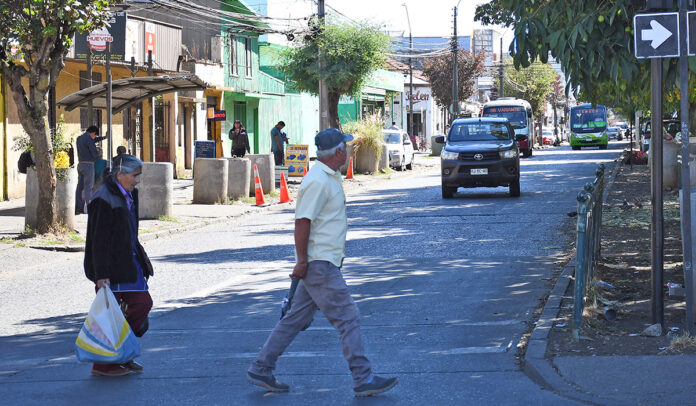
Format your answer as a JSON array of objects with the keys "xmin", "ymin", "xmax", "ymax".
[
  {"xmin": 84, "ymin": 154, "xmax": 153, "ymax": 377},
  {"xmin": 229, "ymin": 120, "xmax": 250, "ymax": 157},
  {"xmin": 75, "ymin": 125, "xmax": 106, "ymax": 214},
  {"xmin": 246, "ymin": 128, "xmax": 398, "ymax": 397},
  {"xmin": 271, "ymin": 121, "xmax": 288, "ymax": 166}
]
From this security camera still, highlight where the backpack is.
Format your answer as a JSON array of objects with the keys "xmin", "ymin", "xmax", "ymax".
[{"xmin": 17, "ymin": 151, "xmax": 34, "ymax": 174}]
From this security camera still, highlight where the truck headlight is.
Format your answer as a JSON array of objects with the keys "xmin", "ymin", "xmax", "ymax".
[
  {"xmin": 441, "ymin": 150, "xmax": 458, "ymax": 160},
  {"xmin": 500, "ymin": 149, "xmax": 517, "ymax": 159}
]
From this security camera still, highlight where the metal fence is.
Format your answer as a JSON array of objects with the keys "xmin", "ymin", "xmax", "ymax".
[{"xmin": 572, "ymin": 164, "xmax": 606, "ymax": 341}]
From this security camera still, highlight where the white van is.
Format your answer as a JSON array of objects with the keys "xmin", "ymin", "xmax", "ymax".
[{"xmin": 481, "ymin": 98, "xmax": 535, "ymax": 157}]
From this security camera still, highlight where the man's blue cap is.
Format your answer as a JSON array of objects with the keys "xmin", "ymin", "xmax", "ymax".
[{"xmin": 315, "ymin": 128, "xmax": 354, "ymax": 151}]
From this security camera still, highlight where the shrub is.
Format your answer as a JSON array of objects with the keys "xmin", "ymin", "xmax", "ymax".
[{"xmin": 343, "ymin": 114, "xmax": 384, "ymax": 164}]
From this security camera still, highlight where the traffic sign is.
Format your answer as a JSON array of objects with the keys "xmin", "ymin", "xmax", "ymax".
[
  {"xmin": 634, "ymin": 12, "xmax": 680, "ymax": 59},
  {"xmin": 688, "ymin": 11, "xmax": 696, "ymax": 56}
]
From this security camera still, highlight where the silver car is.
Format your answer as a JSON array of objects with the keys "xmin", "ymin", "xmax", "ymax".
[{"xmin": 383, "ymin": 130, "xmax": 415, "ymax": 171}]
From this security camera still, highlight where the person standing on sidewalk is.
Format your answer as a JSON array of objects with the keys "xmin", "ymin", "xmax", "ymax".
[
  {"xmin": 75, "ymin": 125, "xmax": 106, "ymax": 214},
  {"xmin": 246, "ymin": 128, "xmax": 398, "ymax": 397},
  {"xmin": 229, "ymin": 120, "xmax": 250, "ymax": 157},
  {"xmin": 84, "ymin": 154, "xmax": 154, "ymax": 377},
  {"xmin": 271, "ymin": 121, "xmax": 287, "ymax": 166}
]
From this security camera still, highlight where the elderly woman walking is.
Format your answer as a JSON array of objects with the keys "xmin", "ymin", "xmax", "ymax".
[{"xmin": 84, "ymin": 154, "xmax": 154, "ymax": 377}]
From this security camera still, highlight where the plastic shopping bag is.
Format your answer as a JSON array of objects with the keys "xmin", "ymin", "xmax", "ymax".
[{"xmin": 75, "ymin": 285, "xmax": 141, "ymax": 364}]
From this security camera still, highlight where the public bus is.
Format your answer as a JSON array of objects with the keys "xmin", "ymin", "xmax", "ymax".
[
  {"xmin": 482, "ymin": 98, "xmax": 535, "ymax": 157},
  {"xmin": 569, "ymin": 103, "xmax": 608, "ymax": 150}
]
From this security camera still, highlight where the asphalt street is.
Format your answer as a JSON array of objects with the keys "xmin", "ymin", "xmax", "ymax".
[{"xmin": 0, "ymin": 142, "xmax": 623, "ymax": 404}]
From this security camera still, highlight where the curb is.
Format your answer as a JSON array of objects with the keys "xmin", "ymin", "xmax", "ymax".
[{"xmin": 522, "ymin": 155, "xmax": 630, "ymax": 406}]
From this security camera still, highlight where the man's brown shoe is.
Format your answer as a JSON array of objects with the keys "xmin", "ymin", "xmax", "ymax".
[
  {"xmin": 122, "ymin": 360, "xmax": 143, "ymax": 373},
  {"xmin": 91, "ymin": 364, "xmax": 132, "ymax": 377}
]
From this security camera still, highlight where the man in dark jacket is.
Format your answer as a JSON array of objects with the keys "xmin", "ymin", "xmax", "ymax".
[
  {"xmin": 84, "ymin": 154, "xmax": 153, "ymax": 377},
  {"xmin": 75, "ymin": 125, "xmax": 107, "ymax": 214}
]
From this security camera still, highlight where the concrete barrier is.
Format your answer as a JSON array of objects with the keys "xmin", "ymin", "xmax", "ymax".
[
  {"xmin": 650, "ymin": 141, "xmax": 680, "ymax": 189},
  {"xmin": 193, "ymin": 158, "xmax": 228, "ymax": 204},
  {"xmin": 226, "ymin": 157, "xmax": 251, "ymax": 200},
  {"xmin": 138, "ymin": 162, "xmax": 173, "ymax": 219},
  {"xmin": 378, "ymin": 145, "xmax": 389, "ymax": 171},
  {"xmin": 246, "ymin": 154, "xmax": 274, "ymax": 196},
  {"xmin": 25, "ymin": 167, "xmax": 77, "ymax": 230},
  {"xmin": 431, "ymin": 135, "xmax": 444, "ymax": 156}
]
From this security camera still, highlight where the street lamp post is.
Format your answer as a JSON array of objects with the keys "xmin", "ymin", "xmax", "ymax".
[
  {"xmin": 403, "ymin": 4, "xmax": 414, "ymax": 142},
  {"xmin": 452, "ymin": 0, "xmax": 462, "ymax": 119}
]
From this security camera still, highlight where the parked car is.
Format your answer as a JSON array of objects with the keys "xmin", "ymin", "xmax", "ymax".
[
  {"xmin": 541, "ymin": 129, "xmax": 555, "ymax": 145},
  {"xmin": 435, "ymin": 117, "xmax": 521, "ymax": 198},
  {"xmin": 383, "ymin": 130, "xmax": 414, "ymax": 171}
]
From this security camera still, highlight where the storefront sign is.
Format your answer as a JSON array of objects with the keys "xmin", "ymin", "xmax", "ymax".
[
  {"xmin": 286, "ymin": 145, "xmax": 309, "ymax": 177},
  {"xmin": 75, "ymin": 14, "xmax": 126, "ymax": 61},
  {"xmin": 145, "ymin": 22, "xmax": 156, "ymax": 60},
  {"xmin": 208, "ymin": 109, "xmax": 226, "ymax": 121}
]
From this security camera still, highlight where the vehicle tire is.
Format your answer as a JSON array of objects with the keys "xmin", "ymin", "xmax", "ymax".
[
  {"xmin": 528, "ymin": 148, "xmax": 533, "ymax": 157},
  {"xmin": 572, "ymin": 146, "xmax": 580, "ymax": 150},
  {"xmin": 406, "ymin": 160, "xmax": 413, "ymax": 170},
  {"xmin": 522, "ymin": 149, "xmax": 530, "ymax": 158},
  {"xmin": 599, "ymin": 144, "xmax": 608, "ymax": 150},
  {"xmin": 509, "ymin": 179, "xmax": 521, "ymax": 197},
  {"xmin": 399, "ymin": 158, "xmax": 405, "ymax": 171},
  {"xmin": 442, "ymin": 185, "xmax": 455, "ymax": 199}
]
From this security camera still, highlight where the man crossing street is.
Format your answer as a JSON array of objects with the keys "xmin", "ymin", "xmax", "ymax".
[{"xmin": 246, "ymin": 128, "xmax": 398, "ymax": 397}]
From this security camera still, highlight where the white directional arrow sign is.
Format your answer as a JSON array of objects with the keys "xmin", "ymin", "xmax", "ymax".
[
  {"xmin": 642, "ymin": 20, "xmax": 673, "ymax": 49},
  {"xmin": 634, "ymin": 12, "xmax": 680, "ymax": 59}
]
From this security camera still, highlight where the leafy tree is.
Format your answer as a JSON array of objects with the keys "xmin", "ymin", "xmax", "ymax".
[
  {"xmin": 422, "ymin": 50, "xmax": 485, "ymax": 114},
  {"xmin": 0, "ymin": 0, "xmax": 112, "ymax": 233},
  {"xmin": 279, "ymin": 20, "xmax": 390, "ymax": 128},
  {"xmin": 496, "ymin": 61, "xmax": 557, "ymax": 145}
]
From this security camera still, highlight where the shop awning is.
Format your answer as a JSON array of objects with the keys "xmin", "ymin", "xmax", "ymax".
[
  {"xmin": 57, "ymin": 74, "xmax": 210, "ymax": 114},
  {"xmin": 244, "ymin": 92, "xmax": 281, "ymax": 99}
]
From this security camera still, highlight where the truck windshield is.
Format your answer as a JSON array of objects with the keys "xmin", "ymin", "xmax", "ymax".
[
  {"xmin": 384, "ymin": 133, "xmax": 401, "ymax": 144},
  {"xmin": 482, "ymin": 106, "xmax": 527, "ymax": 129},
  {"xmin": 571, "ymin": 106, "xmax": 607, "ymax": 133},
  {"xmin": 449, "ymin": 122, "xmax": 511, "ymax": 142}
]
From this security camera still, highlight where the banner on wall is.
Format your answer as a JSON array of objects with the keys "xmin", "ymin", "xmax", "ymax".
[{"xmin": 285, "ymin": 145, "xmax": 309, "ymax": 177}]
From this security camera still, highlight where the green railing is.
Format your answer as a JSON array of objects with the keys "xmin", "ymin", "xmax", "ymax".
[{"xmin": 572, "ymin": 164, "xmax": 606, "ymax": 341}]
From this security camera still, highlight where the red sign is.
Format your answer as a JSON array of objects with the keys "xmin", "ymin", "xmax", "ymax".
[
  {"xmin": 86, "ymin": 27, "xmax": 114, "ymax": 52},
  {"xmin": 211, "ymin": 110, "xmax": 226, "ymax": 121},
  {"xmin": 145, "ymin": 22, "xmax": 156, "ymax": 57}
]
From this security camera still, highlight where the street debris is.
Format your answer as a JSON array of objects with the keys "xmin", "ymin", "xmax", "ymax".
[
  {"xmin": 555, "ymin": 322, "xmax": 567, "ymax": 328},
  {"xmin": 641, "ymin": 323, "xmax": 663, "ymax": 337},
  {"xmin": 595, "ymin": 281, "xmax": 616, "ymax": 291}
]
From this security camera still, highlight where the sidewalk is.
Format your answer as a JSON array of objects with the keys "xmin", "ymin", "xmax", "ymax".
[{"xmin": 523, "ymin": 153, "xmax": 696, "ymax": 405}]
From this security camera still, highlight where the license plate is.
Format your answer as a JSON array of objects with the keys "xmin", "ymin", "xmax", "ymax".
[{"xmin": 471, "ymin": 168, "xmax": 488, "ymax": 175}]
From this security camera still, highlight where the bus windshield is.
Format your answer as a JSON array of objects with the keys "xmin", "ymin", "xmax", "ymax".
[
  {"xmin": 571, "ymin": 106, "xmax": 607, "ymax": 133},
  {"xmin": 482, "ymin": 106, "xmax": 528, "ymax": 129}
]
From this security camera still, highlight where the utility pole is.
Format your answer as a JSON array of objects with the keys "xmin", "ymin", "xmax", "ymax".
[
  {"xmin": 678, "ymin": 0, "xmax": 695, "ymax": 335},
  {"xmin": 318, "ymin": 0, "xmax": 330, "ymax": 130},
  {"xmin": 452, "ymin": 4, "xmax": 460, "ymax": 117},
  {"xmin": 87, "ymin": 48, "xmax": 93, "ymax": 127},
  {"xmin": 148, "ymin": 50, "xmax": 155, "ymax": 162},
  {"xmin": 403, "ymin": 4, "xmax": 414, "ymax": 142},
  {"xmin": 106, "ymin": 43, "xmax": 113, "ymax": 170},
  {"xmin": 499, "ymin": 37, "xmax": 504, "ymax": 98}
]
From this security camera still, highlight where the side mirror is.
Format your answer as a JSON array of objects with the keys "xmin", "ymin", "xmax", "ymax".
[{"xmin": 435, "ymin": 136, "xmax": 445, "ymax": 144}]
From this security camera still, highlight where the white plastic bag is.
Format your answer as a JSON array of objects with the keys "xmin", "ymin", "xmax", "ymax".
[{"xmin": 75, "ymin": 285, "xmax": 141, "ymax": 363}]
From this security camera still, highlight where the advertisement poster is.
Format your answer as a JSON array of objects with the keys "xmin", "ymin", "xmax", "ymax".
[
  {"xmin": 75, "ymin": 14, "xmax": 126, "ymax": 62},
  {"xmin": 285, "ymin": 145, "xmax": 309, "ymax": 177}
]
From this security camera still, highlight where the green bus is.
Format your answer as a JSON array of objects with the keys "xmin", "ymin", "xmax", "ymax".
[{"xmin": 570, "ymin": 104, "xmax": 608, "ymax": 150}]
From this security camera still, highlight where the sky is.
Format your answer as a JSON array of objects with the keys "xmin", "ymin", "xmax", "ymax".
[{"xmin": 251, "ymin": 0, "xmax": 514, "ymax": 46}]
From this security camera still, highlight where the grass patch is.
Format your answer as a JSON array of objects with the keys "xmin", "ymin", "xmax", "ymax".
[
  {"xmin": 241, "ymin": 196, "xmax": 256, "ymax": 204},
  {"xmin": 1, "ymin": 237, "xmax": 13, "ymax": 244},
  {"xmin": 662, "ymin": 333, "xmax": 696, "ymax": 354},
  {"xmin": 157, "ymin": 215, "xmax": 179, "ymax": 222},
  {"xmin": 268, "ymin": 190, "xmax": 280, "ymax": 198},
  {"xmin": 14, "ymin": 242, "xmax": 26, "ymax": 248},
  {"xmin": 70, "ymin": 233, "xmax": 85, "ymax": 243},
  {"xmin": 139, "ymin": 229, "xmax": 156, "ymax": 234},
  {"xmin": 40, "ymin": 239, "xmax": 64, "ymax": 246},
  {"xmin": 17, "ymin": 226, "xmax": 36, "ymax": 240}
]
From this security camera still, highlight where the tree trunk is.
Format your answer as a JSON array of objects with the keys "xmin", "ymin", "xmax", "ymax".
[
  {"xmin": 4, "ymin": 67, "xmax": 57, "ymax": 234},
  {"xmin": 328, "ymin": 91, "xmax": 341, "ymax": 129}
]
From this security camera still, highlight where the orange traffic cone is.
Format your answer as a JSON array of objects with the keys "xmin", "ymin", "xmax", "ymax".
[
  {"xmin": 253, "ymin": 164, "xmax": 266, "ymax": 206},
  {"xmin": 279, "ymin": 171, "xmax": 292, "ymax": 203},
  {"xmin": 346, "ymin": 156, "xmax": 354, "ymax": 179},
  {"xmin": 302, "ymin": 165, "xmax": 307, "ymax": 177}
]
